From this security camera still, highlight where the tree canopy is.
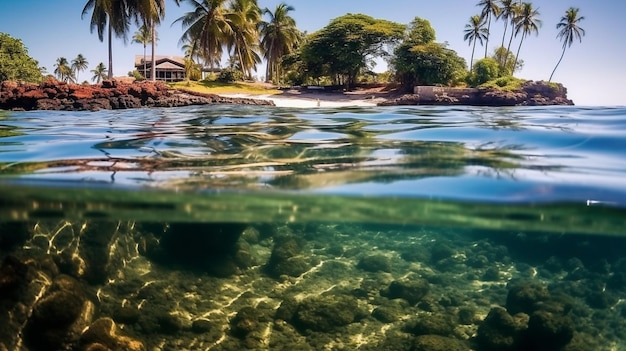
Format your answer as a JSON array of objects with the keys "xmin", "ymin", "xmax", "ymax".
[
  {"xmin": 0, "ymin": 33, "xmax": 42, "ymax": 82},
  {"xmin": 391, "ymin": 17, "xmax": 466, "ymax": 89},
  {"xmin": 300, "ymin": 13, "xmax": 404, "ymax": 87}
]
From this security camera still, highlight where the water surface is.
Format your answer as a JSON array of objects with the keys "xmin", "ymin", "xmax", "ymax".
[{"xmin": 0, "ymin": 105, "xmax": 625, "ymax": 350}]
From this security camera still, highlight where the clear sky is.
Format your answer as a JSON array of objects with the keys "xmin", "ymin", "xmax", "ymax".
[{"xmin": 1, "ymin": 0, "xmax": 624, "ymax": 106}]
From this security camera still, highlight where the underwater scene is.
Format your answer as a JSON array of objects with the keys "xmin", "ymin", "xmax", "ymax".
[{"xmin": 1, "ymin": 105, "xmax": 625, "ymax": 351}]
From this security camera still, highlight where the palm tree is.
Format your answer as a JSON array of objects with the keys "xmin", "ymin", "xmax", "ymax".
[
  {"xmin": 71, "ymin": 54, "xmax": 89, "ymax": 83},
  {"xmin": 464, "ymin": 15, "xmax": 489, "ymax": 71},
  {"xmin": 477, "ymin": 0, "xmax": 501, "ymax": 58},
  {"xmin": 82, "ymin": 0, "xmax": 130, "ymax": 79},
  {"xmin": 498, "ymin": 0, "xmax": 516, "ymax": 48},
  {"xmin": 512, "ymin": 2, "xmax": 541, "ymax": 72},
  {"xmin": 259, "ymin": 3, "xmax": 299, "ymax": 83},
  {"xmin": 91, "ymin": 62, "xmax": 108, "ymax": 83},
  {"xmin": 132, "ymin": 25, "xmax": 153, "ymax": 79},
  {"xmin": 127, "ymin": 0, "xmax": 170, "ymax": 81},
  {"xmin": 549, "ymin": 7, "xmax": 585, "ymax": 82},
  {"xmin": 54, "ymin": 57, "xmax": 74, "ymax": 82},
  {"xmin": 503, "ymin": 1, "xmax": 522, "ymax": 70},
  {"xmin": 175, "ymin": 0, "xmax": 233, "ymax": 70},
  {"xmin": 227, "ymin": 0, "xmax": 262, "ymax": 79}
]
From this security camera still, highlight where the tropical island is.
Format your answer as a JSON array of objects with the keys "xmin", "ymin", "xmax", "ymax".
[{"xmin": 0, "ymin": 1, "xmax": 584, "ymax": 110}]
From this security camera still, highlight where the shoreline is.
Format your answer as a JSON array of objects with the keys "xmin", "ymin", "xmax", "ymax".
[{"xmin": 1, "ymin": 79, "xmax": 573, "ymax": 111}]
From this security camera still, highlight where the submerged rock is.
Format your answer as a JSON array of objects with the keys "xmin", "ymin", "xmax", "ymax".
[
  {"xmin": 138, "ymin": 222, "xmax": 248, "ymax": 276},
  {"xmin": 412, "ymin": 335, "xmax": 470, "ymax": 351},
  {"xmin": 293, "ymin": 295, "xmax": 367, "ymax": 333},
  {"xmin": 520, "ymin": 310, "xmax": 574, "ymax": 351},
  {"xmin": 23, "ymin": 274, "xmax": 95, "ymax": 351},
  {"xmin": 381, "ymin": 277, "xmax": 430, "ymax": 305},
  {"xmin": 475, "ymin": 306, "xmax": 528, "ymax": 351},
  {"xmin": 77, "ymin": 317, "xmax": 145, "ymax": 351},
  {"xmin": 358, "ymin": 254, "xmax": 393, "ymax": 273},
  {"xmin": 266, "ymin": 235, "xmax": 316, "ymax": 279}
]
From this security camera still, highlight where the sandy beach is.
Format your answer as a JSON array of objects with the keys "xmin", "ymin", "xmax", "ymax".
[{"xmin": 220, "ymin": 86, "xmax": 397, "ymax": 108}]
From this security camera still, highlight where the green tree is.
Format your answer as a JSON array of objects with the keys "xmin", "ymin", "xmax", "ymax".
[
  {"xmin": 54, "ymin": 57, "xmax": 74, "ymax": 82},
  {"xmin": 512, "ymin": 2, "xmax": 541, "ymax": 72},
  {"xmin": 463, "ymin": 15, "xmax": 488, "ymax": 71},
  {"xmin": 0, "ymin": 32, "xmax": 42, "ymax": 82},
  {"xmin": 175, "ymin": 0, "xmax": 233, "ymax": 70},
  {"xmin": 71, "ymin": 54, "xmax": 89, "ymax": 82},
  {"xmin": 471, "ymin": 57, "xmax": 500, "ymax": 85},
  {"xmin": 393, "ymin": 41, "xmax": 466, "ymax": 88},
  {"xmin": 91, "ymin": 62, "xmax": 108, "ymax": 83},
  {"xmin": 477, "ymin": 0, "xmax": 501, "ymax": 58},
  {"xmin": 300, "ymin": 14, "xmax": 404, "ymax": 88},
  {"xmin": 259, "ymin": 3, "xmax": 300, "ymax": 84},
  {"xmin": 132, "ymin": 25, "xmax": 153, "ymax": 79},
  {"xmin": 82, "ymin": 0, "xmax": 132, "ymax": 79},
  {"xmin": 393, "ymin": 17, "xmax": 467, "ymax": 89},
  {"xmin": 227, "ymin": 0, "xmax": 262, "ymax": 79},
  {"xmin": 492, "ymin": 46, "xmax": 522, "ymax": 75},
  {"xmin": 549, "ymin": 7, "xmax": 585, "ymax": 82},
  {"xmin": 405, "ymin": 17, "xmax": 436, "ymax": 46}
]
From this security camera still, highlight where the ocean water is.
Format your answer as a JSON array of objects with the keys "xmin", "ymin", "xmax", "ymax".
[{"xmin": 0, "ymin": 105, "xmax": 625, "ymax": 351}]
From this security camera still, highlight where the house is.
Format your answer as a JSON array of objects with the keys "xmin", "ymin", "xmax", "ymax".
[{"xmin": 135, "ymin": 55, "xmax": 185, "ymax": 82}]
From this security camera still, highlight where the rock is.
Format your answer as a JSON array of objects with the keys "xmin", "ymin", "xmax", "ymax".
[
  {"xmin": 139, "ymin": 222, "xmax": 248, "ymax": 276},
  {"xmin": 78, "ymin": 317, "xmax": 145, "ymax": 351},
  {"xmin": 381, "ymin": 277, "xmax": 430, "ymax": 305},
  {"xmin": 519, "ymin": 310, "xmax": 574, "ymax": 351},
  {"xmin": 405, "ymin": 314, "xmax": 456, "ymax": 336},
  {"xmin": 475, "ymin": 306, "xmax": 528, "ymax": 351},
  {"xmin": 412, "ymin": 335, "xmax": 470, "ymax": 351},
  {"xmin": 505, "ymin": 281, "xmax": 551, "ymax": 315},
  {"xmin": 0, "ymin": 79, "xmax": 275, "ymax": 111},
  {"xmin": 293, "ymin": 295, "xmax": 367, "ymax": 333},
  {"xmin": 358, "ymin": 254, "xmax": 393, "ymax": 272},
  {"xmin": 231, "ymin": 306, "xmax": 262, "ymax": 338},
  {"xmin": 266, "ymin": 235, "xmax": 313, "ymax": 278},
  {"xmin": 23, "ymin": 275, "xmax": 95, "ymax": 351},
  {"xmin": 379, "ymin": 81, "xmax": 574, "ymax": 107}
]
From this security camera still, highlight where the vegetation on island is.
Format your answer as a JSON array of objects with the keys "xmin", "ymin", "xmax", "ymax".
[{"xmin": 1, "ymin": 1, "xmax": 585, "ymax": 94}]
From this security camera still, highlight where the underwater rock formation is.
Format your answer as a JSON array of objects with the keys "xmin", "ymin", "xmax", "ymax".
[{"xmin": 138, "ymin": 222, "xmax": 249, "ymax": 277}]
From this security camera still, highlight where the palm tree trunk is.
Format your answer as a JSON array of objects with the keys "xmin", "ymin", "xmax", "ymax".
[
  {"xmin": 470, "ymin": 38, "xmax": 477, "ymax": 71},
  {"xmin": 484, "ymin": 15, "xmax": 491, "ymax": 58},
  {"xmin": 108, "ymin": 21, "xmax": 113, "ymax": 79},
  {"xmin": 143, "ymin": 44, "xmax": 147, "ymax": 79},
  {"xmin": 504, "ymin": 26, "xmax": 515, "ymax": 70},
  {"xmin": 501, "ymin": 21, "xmax": 508, "ymax": 48},
  {"xmin": 151, "ymin": 23, "xmax": 156, "ymax": 82},
  {"xmin": 513, "ymin": 33, "xmax": 525, "ymax": 72},
  {"xmin": 549, "ymin": 46, "xmax": 567, "ymax": 82}
]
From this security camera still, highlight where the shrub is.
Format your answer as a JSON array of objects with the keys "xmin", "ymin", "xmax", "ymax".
[
  {"xmin": 217, "ymin": 68, "xmax": 243, "ymax": 83},
  {"xmin": 470, "ymin": 58, "xmax": 500, "ymax": 86},
  {"xmin": 479, "ymin": 76, "xmax": 526, "ymax": 91}
]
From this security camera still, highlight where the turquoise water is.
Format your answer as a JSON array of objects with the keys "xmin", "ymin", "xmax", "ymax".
[{"xmin": 0, "ymin": 105, "xmax": 625, "ymax": 350}]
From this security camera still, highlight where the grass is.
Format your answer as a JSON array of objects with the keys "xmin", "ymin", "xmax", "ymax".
[{"xmin": 168, "ymin": 80, "xmax": 282, "ymax": 95}]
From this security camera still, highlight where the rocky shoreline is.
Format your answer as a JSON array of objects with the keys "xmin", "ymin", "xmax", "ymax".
[
  {"xmin": 0, "ymin": 79, "xmax": 275, "ymax": 111},
  {"xmin": 379, "ymin": 80, "xmax": 574, "ymax": 106}
]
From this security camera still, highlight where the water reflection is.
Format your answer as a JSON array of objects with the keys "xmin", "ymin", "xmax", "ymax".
[{"xmin": 0, "ymin": 106, "xmax": 624, "ymax": 202}]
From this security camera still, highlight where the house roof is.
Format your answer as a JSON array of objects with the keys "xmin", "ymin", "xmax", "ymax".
[{"xmin": 135, "ymin": 55, "xmax": 185, "ymax": 67}]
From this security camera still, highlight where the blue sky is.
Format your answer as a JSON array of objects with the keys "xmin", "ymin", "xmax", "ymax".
[{"xmin": 1, "ymin": 0, "xmax": 623, "ymax": 106}]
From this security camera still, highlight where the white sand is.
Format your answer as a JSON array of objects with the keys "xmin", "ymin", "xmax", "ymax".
[{"xmin": 219, "ymin": 93, "xmax": 382, "ymax": 108}]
